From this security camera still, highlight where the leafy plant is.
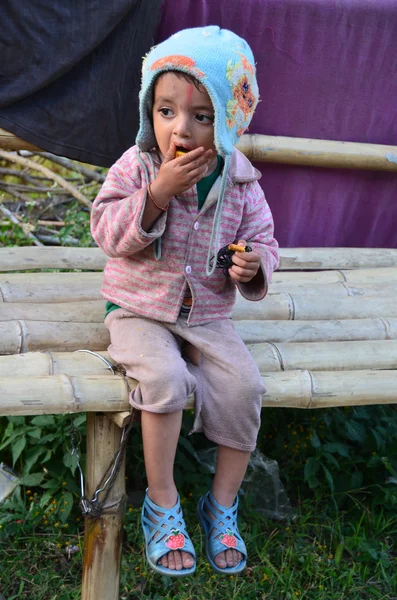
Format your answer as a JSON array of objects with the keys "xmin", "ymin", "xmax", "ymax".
[
  {"xmin": 58, "ymin": 202, "xmax": 92, "ymax": 247},
  {"xmin": 0, "ymin": 414, "xmax": 85, "ymax": 536}
]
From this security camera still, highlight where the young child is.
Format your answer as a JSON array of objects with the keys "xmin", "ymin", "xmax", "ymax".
[{"xmin": 91, "ymin": 26, "xmax": 279, "ymax": 577}]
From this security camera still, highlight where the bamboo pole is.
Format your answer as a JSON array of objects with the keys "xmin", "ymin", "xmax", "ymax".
[
  {"xmin": 2, "ymin": 371, "xmax": 397, "ymax": 414},
  {"xmin": 2, "ymin": 316, "xmax": 397, "ymax": 354},
  {"xmin": 0, "ymin": 246, "xmax": 107, "ymax": 272},
  {"xmin": 237, "ymin": 134, "xmax": 397, "ymax": 171},
  {"xmin": 233, "ymin": 294, "xmax": 397, "ymax": 321},
  {"xmin": 0, "ymin": 321, "xmax": 109, "ymax": 353},
  {"xmin": 0, "ymin": 273, "xmax": 101, "ymax": 302},
  {"xmin": 3, "ymin": 128, "xmax": 397, "ymax": 172},
  {"xmin": 3, "ymin": 268, "xmax": 397, "ymax": 303},
  {"xmin": 0, "ymin": 351, "xmax": 113, "ymax": 377},
  {"xmin": 82, "ymin": 414, "xmax": 126, "ymax": 600},
  {"xmin": 0, "ymin": 128, "xmax": 42, "ymax": 152},
  {"xmin": 277, "ymin": 248, "xmax": 397, "ymax": 271},
  {"xmin": 234, "ymin": 318, "xmax": 397, "ymax": 343},
  {"xmin": 286, "ymin": 282, "xmax": 397, "ymax": 298},
  {"xmin": 248, "ymin": 339, "xmax": 397, "ymax": 372},
  {"xmin": 0, "ymin": 302, "xmax": 105, "ymax": 323},
  {"xmin": 0, "ymin": 375, "xmax": 128, "ymax": 415},
  {"xmin": 3, "ymin": 339, "xmax": 397, "ymax": 377},
  {"xmin": 2, "ymin": 246, "xmax": 397, "ymax": 273},
  {"xmin": 2, "ymin": 290, "xmax": 397, "ymax": 326}
]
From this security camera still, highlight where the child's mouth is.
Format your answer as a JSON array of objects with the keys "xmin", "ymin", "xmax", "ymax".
[{"xmin": 175, "ymin": 146, "xmax": 191, "ymax": 157}]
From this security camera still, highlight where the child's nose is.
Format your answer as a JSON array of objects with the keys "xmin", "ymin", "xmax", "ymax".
[{"xmin": 173, "ymin": 115, "xmax": 191, "ymax": 138}]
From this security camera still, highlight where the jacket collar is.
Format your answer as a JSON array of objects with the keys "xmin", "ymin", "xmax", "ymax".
[{"xmin": 228, "ymin": 148, "xmax": 262, "ymax": 183}]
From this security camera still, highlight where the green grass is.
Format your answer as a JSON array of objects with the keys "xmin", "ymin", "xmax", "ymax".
[{"xmin": 1, "ymin": 497, "xmax": 396, "ymax": 599}]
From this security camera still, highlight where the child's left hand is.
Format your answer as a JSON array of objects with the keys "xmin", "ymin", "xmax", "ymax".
[{"xmin": 228, "ymin": 239, "xmax": 261, "ymax": 283}]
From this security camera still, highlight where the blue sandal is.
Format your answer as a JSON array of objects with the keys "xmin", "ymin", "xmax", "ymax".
[
  {"xmin": 141, "ymin": 491, "xmax": 196, "ymax": 576},
  {"xmin": 197, "ymin": 490, "xmax": 247, "ymax": 574}
]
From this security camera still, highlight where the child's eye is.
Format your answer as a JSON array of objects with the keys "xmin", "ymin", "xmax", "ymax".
[
  {"xmin": 159, "ymin": 108, "xmax": 174, "ymax": 117},
  {"xmin": 196, "ymin": 113, "xmax": 214, "ymax": 124}
]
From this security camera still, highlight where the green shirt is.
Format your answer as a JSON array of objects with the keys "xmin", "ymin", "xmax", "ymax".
[{"xmin": 105, "ymin": 155, "xmax": 224, "ymax": 318}]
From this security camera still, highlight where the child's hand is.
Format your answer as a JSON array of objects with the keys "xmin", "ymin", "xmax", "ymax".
[
  {"xmin": 228, "ymin": 239, "xmax": 261, "ymax": 283},
  {"xmin": 150, "ymin": 142, "xmax": 214, "ymax": 203}
]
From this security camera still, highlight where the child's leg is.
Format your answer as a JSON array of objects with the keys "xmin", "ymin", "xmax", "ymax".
[
  {"xmin": 105, "ymin": 310, "xmax": 197, "ymax": 572},
  {"xmin": 210, "ymin": 446, "xmax": 251, "ymax": 569},
  {"xmin": 141, "ymin": 409, "xmax": 194, "ymax": 571},
  {"xmin": 173, "ymin": 319, "xmax": 264, "ymax": 571}
]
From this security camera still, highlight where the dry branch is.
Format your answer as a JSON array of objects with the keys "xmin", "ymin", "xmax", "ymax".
[
  {"xmin": 38, "ymin": 152, "xmax": 105, "ymax": 183},
  {"xmin": 0, "ymin": 148, "xmax": 92, "ymax": 209},
  {"xmin": 0, "ymin": 204, "xmax": 43, "ymax": 246}
]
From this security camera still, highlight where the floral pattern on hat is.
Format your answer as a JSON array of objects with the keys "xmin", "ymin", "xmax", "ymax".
[{"xmin": 226, "ymin": 54, "xmax": 257, "ymax": 133}]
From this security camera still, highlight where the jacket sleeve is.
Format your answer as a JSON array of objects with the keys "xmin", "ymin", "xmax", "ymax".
[
  {"xmin": 90, "ymin": 148, "xmax": 167, "ymax": 258},
  {"xmin": 235, "ymin": 180, "xmax": 279, "ymax": 301}
]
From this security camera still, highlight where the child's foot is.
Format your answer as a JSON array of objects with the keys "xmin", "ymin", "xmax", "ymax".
[
  {"xmin": 141, "ymin": 490, "xmax": 196, "ymax": 576},
  {"xmin": 197, "ymin": 490, "xmax": 247, "ymax": 574}
]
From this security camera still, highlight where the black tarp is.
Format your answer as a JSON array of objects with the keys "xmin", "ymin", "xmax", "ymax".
[{"xmin": 0, "ymin": 1, "xmax": 163, "ymax": 166}]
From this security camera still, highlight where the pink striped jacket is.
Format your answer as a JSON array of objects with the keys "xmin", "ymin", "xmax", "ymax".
[{"xmin": 91, "ymin": 145, "xmax": 279, "ymax": 326}]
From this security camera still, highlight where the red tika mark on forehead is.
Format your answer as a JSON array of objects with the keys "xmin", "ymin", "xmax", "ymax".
[{"xmin": 186, "ymin": 83, "xmax": 194, "ymax": 104}]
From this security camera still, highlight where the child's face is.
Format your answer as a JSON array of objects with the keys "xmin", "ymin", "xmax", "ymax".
[{"xmin": 152, "ymin": 72, "xmax": 216, "ymax": 160}]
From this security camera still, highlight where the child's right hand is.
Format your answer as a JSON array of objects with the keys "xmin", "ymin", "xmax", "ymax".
[{"xmin": 150, "ymin": 142, "xmax": 214, "ymax": 206}]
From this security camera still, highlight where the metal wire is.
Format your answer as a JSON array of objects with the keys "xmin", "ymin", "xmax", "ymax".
[{"xmin": 68, "ymin": 350, "xmax": 134, "ymax": 518}]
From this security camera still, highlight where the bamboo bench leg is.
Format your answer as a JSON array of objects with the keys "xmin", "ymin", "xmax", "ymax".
[{"xmin": 82, "ymin": 413, "xmax": 126, "ymax": 600}]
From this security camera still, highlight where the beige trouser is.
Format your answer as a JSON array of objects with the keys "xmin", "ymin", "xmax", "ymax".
[{"xmin": 105, "ymin": 309, "xmax": 265, "ymax": 452}]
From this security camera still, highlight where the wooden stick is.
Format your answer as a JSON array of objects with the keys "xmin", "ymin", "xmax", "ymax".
[
  {"xmin": 82, "ymin": 414, "xmax": 125, "ymax": 600},
  {"xmin": 237, "ymin": 134, "xmax": 397, "ymax": 171},
  {"xmin": 2, "ymin": 371, "xmax": 397, "ymax": 415},
  {"xmin": 0, "ymin": 149, "xmax": 92, "ymax": 209}
]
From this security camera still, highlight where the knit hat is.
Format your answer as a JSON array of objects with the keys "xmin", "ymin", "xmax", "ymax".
[{"xmin": 136, "ymin": 26, "xmax": 259, "ymax": 275}]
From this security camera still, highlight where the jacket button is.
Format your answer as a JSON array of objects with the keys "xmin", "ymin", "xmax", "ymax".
[
  {"xmin": 194, "ymin": 222, "xmax": 199, "ymax": 230},
  {"xmin": 185, "ymin": 265, "xmax": 192, "ymax": 274}
]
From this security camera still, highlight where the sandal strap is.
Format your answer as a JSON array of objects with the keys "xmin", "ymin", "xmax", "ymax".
[
  {"xmin": 198, "ymin": 490, "xmax": 247, "ymax": 558},
  {"xmin": 141, "ymin": 492, "xmax": 196, "ymax": 566}
]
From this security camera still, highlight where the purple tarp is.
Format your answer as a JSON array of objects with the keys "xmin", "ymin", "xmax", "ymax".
[{"xmin": 157, "ymin": 0, "xmax": 397, "ymax": 248}]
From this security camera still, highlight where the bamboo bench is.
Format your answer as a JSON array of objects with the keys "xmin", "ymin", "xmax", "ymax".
[
  {"xmin": 2, "ymin": 246, "xmax": 397, "ymax": 598},
  {"xmin": 2, "ymin": 131, "xmax": 397, "ymax": 599}
]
